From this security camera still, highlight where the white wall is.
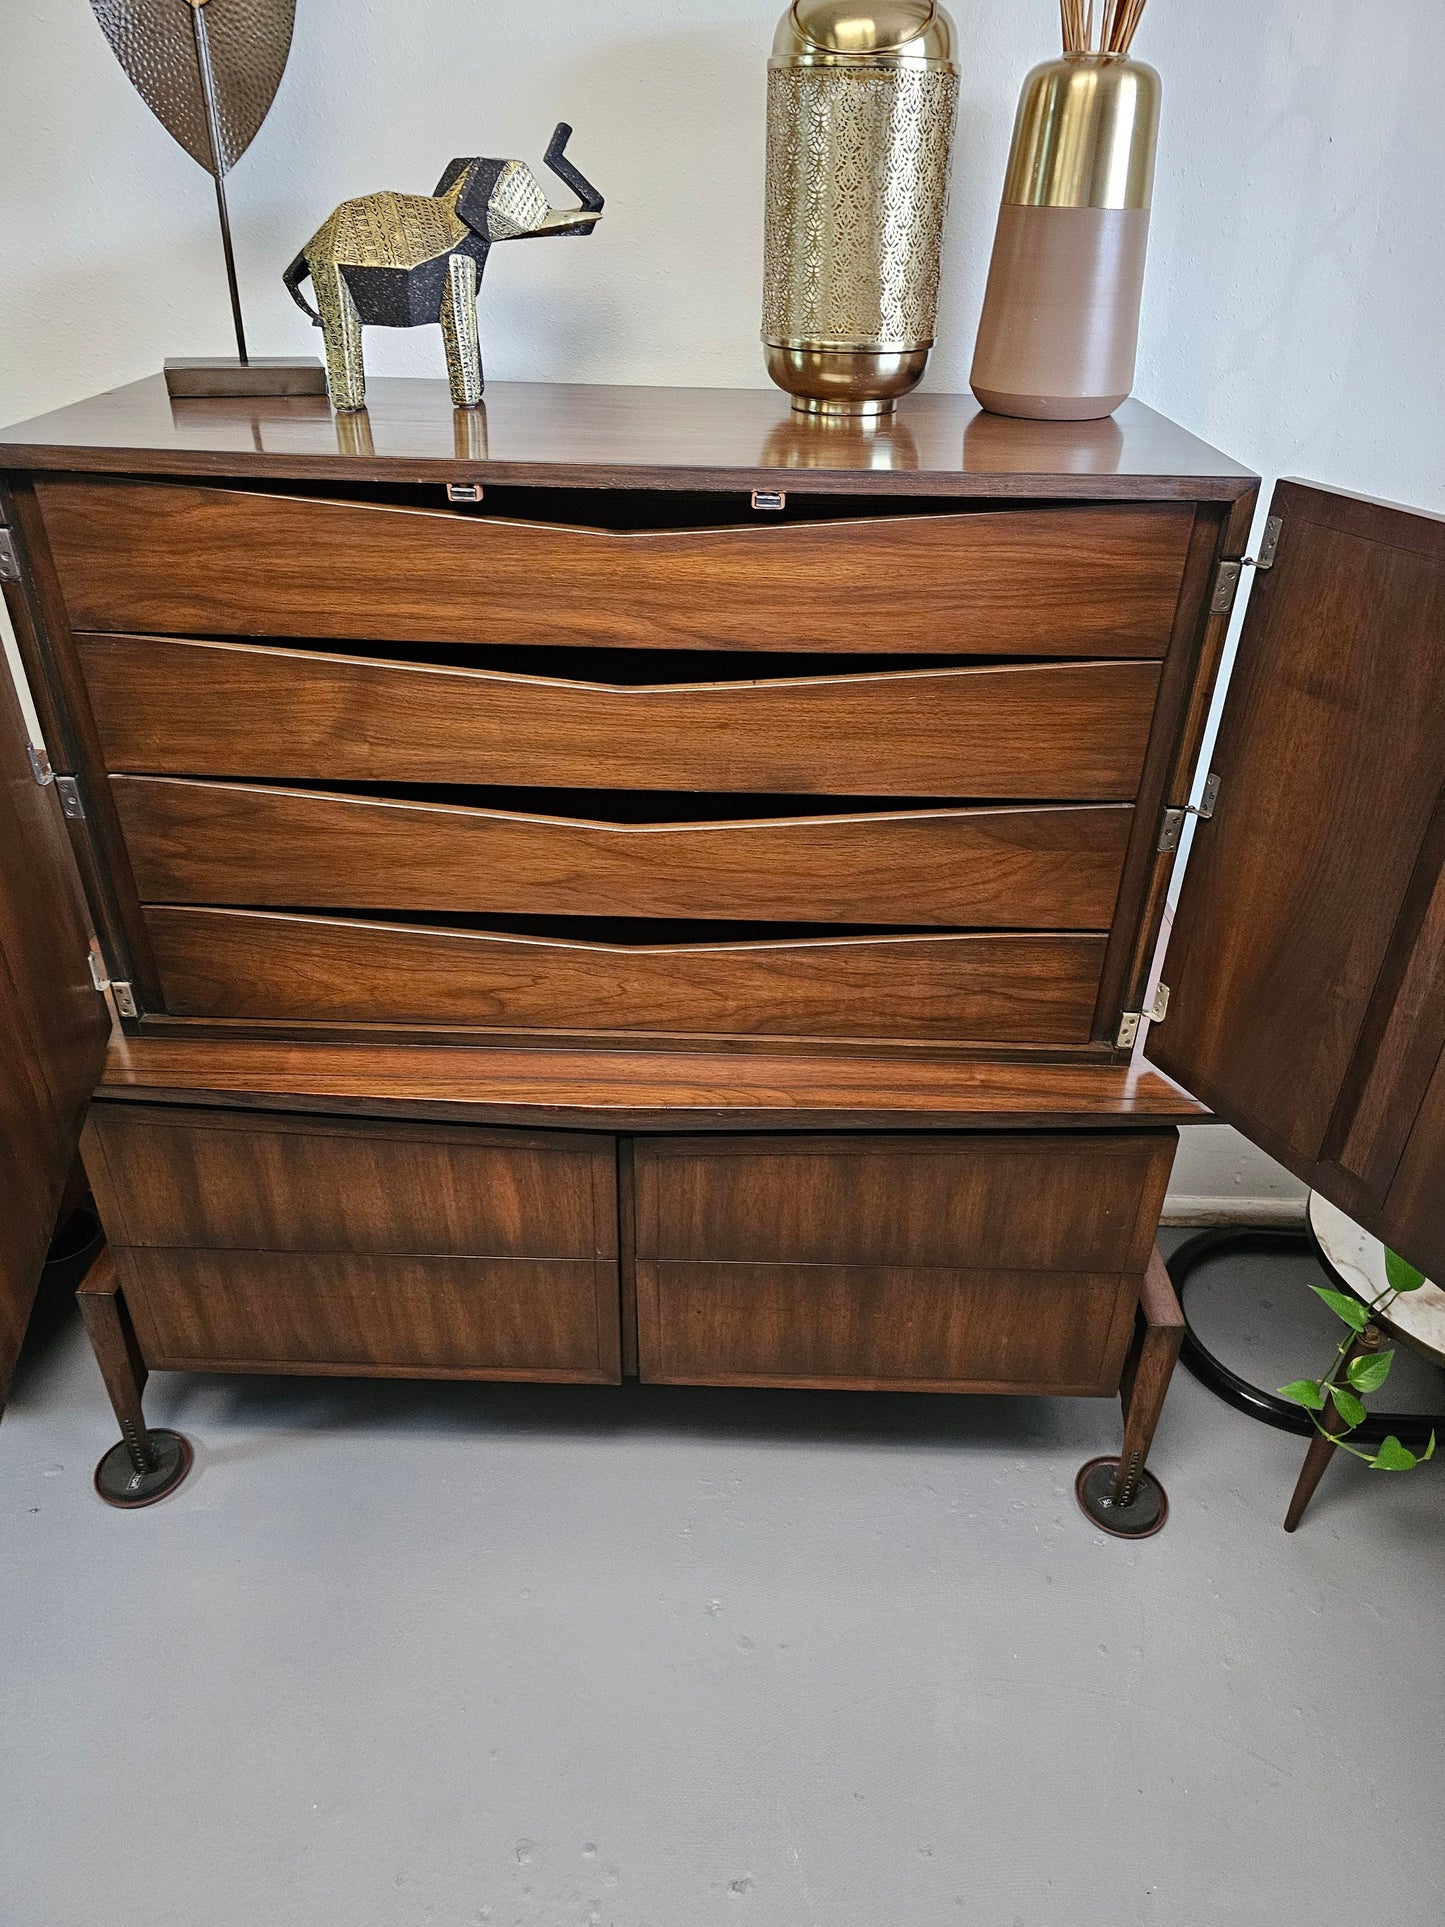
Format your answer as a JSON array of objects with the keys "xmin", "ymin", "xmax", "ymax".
[{"xmin": 5, "ymin": 0, "xmax": 1441, "ymax": 1217}]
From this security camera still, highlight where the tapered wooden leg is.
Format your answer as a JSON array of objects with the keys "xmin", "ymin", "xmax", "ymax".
[
  {"xmin": 1282, "ymin": 1324, "xmax": 1382, "ymax": 1532},
  {"xmin": 77, "ymin": 1250, "xmax": 192, "ymax": 1508},
  {"xmin": 1076, "ymin": 1246, "xmax": 1184, "ymax": 1538}
]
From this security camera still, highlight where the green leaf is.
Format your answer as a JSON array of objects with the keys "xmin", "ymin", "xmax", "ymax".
[
  {"xmin": 1327, "ymin": 1384, "xmax": 1367, "ymax": 1429},
  {"xmin": 1385, "ymin": 1249, "xmax": 1427, "ymax": 1293},
  {"xmin": 1278, "ymin": 1378, "xmax": 1326, "ymax": 1410},
  {"xmin": 1369, "ymin": 1436, "xmax": 1418, "ymax": 1472},
  {"xmin": 1310, "ymin": 1285, "xmax": 1369, "ymax": 1331},
  {"xmin": 1347, "ymin": 1350, "xmax": 1393, "ymax": 1394},
  {"xmin": 1424, "ymin": 1433, "xmax": 1437, "ymax": 1462}
]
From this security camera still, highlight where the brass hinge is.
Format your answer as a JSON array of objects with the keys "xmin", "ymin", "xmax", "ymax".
[
  {"xmin": 1210, "ymin": 514, "xmax": 1283, "ymax": 615},
  {"xmin": 0, "ymin": 528, "xmax": 20, "ymax": 582},
  {"xmin": 27, "ymin": 741, "xmax": 54, "ymax": 785},
  {"xmin": 87, "ymin": 949, "xmax": 136, "ymax": 1015},
  {"xmin": 55, "ymin": 776, "xmax": 85, "ymax": 819},
  {"xmin": 1157, "ymin": 771, "xmax": 1221, "ymax": 852},
  {"xmin": 1116, "ymin": 982, "xmax": 1170, "ymax": 1050}
]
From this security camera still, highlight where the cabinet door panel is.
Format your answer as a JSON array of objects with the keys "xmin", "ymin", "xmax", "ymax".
[
  {"xmin": 1152, "ymin": 482, "xmax": 1445, "ymax": 1270},
  {"xmin": 0, "ymin": 630, "xmax": 108, "ymax": 1408},
  {"xmin": 1381, "ymin": 1046, "xmax": 1445, "ymax": 1281}
]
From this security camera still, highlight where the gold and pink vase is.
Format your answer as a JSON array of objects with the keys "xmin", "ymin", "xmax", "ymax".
[{"xmin": 971, "ymin": 51, "xmax": 1160, "ymax": 420}]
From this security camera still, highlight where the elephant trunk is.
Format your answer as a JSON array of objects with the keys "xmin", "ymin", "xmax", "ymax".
[{"xmin": 544, "ymin": 123, "xmax": 604, "ymax": 214}]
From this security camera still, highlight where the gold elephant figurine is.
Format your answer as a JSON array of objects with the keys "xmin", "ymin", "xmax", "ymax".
[{"xmin": 284, "ymin": 122, "xmax": 603, "ymax": 412}]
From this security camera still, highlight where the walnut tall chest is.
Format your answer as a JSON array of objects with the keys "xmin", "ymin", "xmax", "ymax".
[{"xmin": 3, "ymin": 380, "xmax": 1442, "ymax": 1526}]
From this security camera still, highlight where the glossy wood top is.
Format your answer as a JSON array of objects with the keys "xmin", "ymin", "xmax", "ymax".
[
  {"xmin": 0, "ymin": 376, "xmax": 1256, "ymax": 499},
  {"xmin": 98, "ymin": 1035, "xmax": 1208, "ymax": 1132}
]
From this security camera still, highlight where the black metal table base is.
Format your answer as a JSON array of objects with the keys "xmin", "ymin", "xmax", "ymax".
[{"xmin": 1167, "ymin": 1227, "xmax": 1439, "ymax": 1448}]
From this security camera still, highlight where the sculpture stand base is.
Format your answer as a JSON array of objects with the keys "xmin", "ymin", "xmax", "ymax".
[{"xmin": 164, "ymin": 357, "xmax": 327, "ymax": 400}]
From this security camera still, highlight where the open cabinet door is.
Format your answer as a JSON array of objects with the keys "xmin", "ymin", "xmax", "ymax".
[
  {"xmin": 1149, "ymin": 481, "xmax": 1445, "ymax": 1278},
  {"xmin": 0, "ymin": 650, "xmax": 109, "ymax": 1410}
]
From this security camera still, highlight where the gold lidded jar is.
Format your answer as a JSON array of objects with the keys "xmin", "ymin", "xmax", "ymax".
[
  {"xmin": 763, "ymin": 2, "xmax": 960, "ymax": 416},
  {"xmin": 970, "ymin": 53, "xmax": 1161, "ymax": 420}
]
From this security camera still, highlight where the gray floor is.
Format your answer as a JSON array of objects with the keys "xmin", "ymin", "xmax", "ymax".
[{"xmin": 3, "ymin": 1233, "xmax": 1443, "ymax": 1927}]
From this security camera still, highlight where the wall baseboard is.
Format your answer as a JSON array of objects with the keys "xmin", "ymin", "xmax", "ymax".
[{"xmin": 1162, "ymin": 1196, "xmax": 1309, "ymax": 1228}]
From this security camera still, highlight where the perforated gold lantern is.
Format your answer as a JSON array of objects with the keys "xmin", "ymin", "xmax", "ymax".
[{"xmin": 763, "ymin": 2, "xmax": 959, "ymax": 416}]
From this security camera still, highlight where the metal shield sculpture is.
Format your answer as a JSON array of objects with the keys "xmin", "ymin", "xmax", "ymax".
[
  {"xmin": 86, "ymin": 0, "xmax": 321, "ymax": 394},
  {"xmin": 87, "ymin": 0, "xmax": 296, "ymax": 176}
]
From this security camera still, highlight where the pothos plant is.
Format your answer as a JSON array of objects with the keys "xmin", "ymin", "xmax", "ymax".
[{"xmin": 1280, "ymin": 1250, "xmax": 1438, "ymax": 1472}]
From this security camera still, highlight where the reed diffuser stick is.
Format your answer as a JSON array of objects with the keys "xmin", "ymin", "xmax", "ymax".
[{"xmin": 1063, "ymin": 0, "xmax": 1149, "ymax": 55}]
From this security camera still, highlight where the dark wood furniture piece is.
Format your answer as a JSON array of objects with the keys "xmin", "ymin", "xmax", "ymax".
[{"xmin": 2, "ymin": 379, "xmax": 1441, "ymax": 1532}]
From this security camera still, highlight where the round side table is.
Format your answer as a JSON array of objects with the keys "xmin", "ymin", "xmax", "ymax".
[{"xmin": 1167, "ymin": 1196, "xmax": 1445, "ymax": 1530}]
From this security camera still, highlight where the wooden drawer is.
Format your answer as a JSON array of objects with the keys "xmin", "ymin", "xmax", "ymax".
[
  {"xmin": 634, "ymin": 1133, "xmax": 1173, "ymax": 1272},
  {"xmin": 112, "ymin": 778, "xmax": 1132, "ymax": 928},
  {"xmin": 143, "ymin": 908, "xmax": 1109, "ymax": 1044},
  {"xmin": 634, "ymin": 1261, "xmax": 1143, "ymax": 1394},
  {"xmin": 79, "ymin": 633, "xmax": 1161, "ymax": 801},
  {"xmin": 112, "ymin": 1246, "xmax": 620, "ymax": 1381},
  {"xmin": 82, "ymin": 1105, "xmax": 617, "ymax": 1258},
  {"xmin": 633, "ymin": 1131, "xmax": 1175, "ymax": 1392},
  {"xmin": 38, "ymin": 477, "xmax": 1193, "ymax": 658}
]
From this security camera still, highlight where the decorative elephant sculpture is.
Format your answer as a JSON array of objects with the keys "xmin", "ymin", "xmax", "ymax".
[{"xmin": 284, "ymin": 122, "xmax": 603, "ymax": 412}]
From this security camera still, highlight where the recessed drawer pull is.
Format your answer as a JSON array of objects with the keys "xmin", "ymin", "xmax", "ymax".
[
  {"xmin": 143, "ymin": 907, "xmax": 1110, "ymax": 1045},
  {"xmin": 38, "ymin": 476, "xmax": 1194, "ymax": 657},
  {"xmin": 79, "ymin": 634, "xmax": 1161, "ymax": 799},
  {"xmin": 111, "ymin": 776, "xmax": 1135, "ymax": 929}
]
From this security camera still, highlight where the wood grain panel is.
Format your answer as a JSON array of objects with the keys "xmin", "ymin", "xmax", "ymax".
[
  {"xmin": 79, "ymin": 633, "xmax": 1161, "ymax": 799},
  {"xmin": 114, "ymin": 1246, "xmax": 621, "ymax": 1381},
  {"xmin": 112, "ymin": 778, "xmax": 1133, "ymax": 928},
  {"xmin": 144, "ymin": 907, "xmax": 1107, "ymax": 1045},
  {"xmin": 98, "ymin": 1033, "xmax": 1207, "ymax": 1132},
  {"xmin": 0, "ymin": 378, "xmax": 1260, "ymax": 498},
  {"xmin": 38, "ymin": 477, "xmax": 1194, "ymax": 657},
  {"xmin": 1324, "ymin": 790, "xmax": 1445, "ymax": 1200},
  {"xmin": 0, "ymin": 620, "xmax": 109, "ymax": 1406},
  {"xmin": 635, "ymin": 1131, "xmax": 1175, "ymax": 1273},
  {"xmin": 82, "ymin": 1104, "xmax": 616, "ymax": 1257},
  {"xmin": 1381, "ymin": 1043, "xmax": 1445, "ymax": 1282},
  {"xmin": 1153, "ymin": 482, "xmax": 1445, "ymax": 1174},
  {"xmin": 634, "ymin": 1261, "xmax": 1138, "ymax": 1394}
]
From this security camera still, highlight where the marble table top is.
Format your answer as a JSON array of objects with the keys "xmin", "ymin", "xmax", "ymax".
[{"xmin": 1309, "ymin": 1193, "xmax": 1445, "ymax": 1361}]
